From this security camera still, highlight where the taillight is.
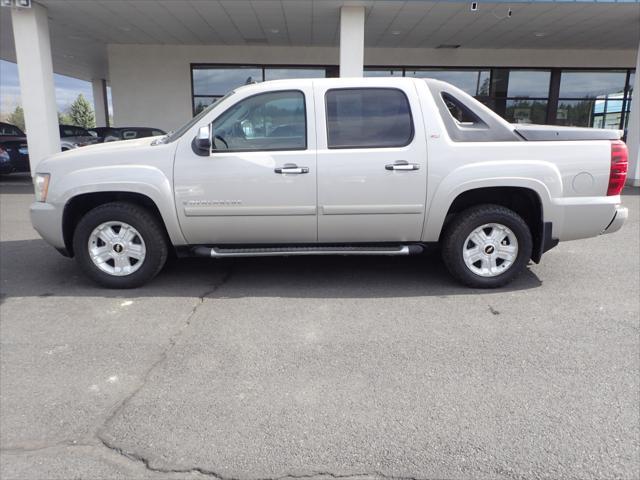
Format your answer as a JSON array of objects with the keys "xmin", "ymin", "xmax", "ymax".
[{"xmin": 608, "ymin": 140, "xmax": 628, "ymax": 196}]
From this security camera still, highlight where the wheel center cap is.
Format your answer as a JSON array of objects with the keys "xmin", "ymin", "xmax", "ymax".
[
  {"xmin": 113, "ymin": 243, "xmax": 124, "ymax": 254},
  {"xmin": 484, "ymin": 245, "xmax": 495, "ymax": 255}
]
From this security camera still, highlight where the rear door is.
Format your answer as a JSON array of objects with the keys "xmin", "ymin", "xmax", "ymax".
[{"xmin": 314, "ymin": 80, "xmax": 428, "ymax": 242}]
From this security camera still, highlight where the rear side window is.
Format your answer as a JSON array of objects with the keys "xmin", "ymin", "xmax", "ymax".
[
  {"xmin": 325, "ymin": 88, "xmax": 413, "ymax": 149},
  {"xmin": 442, "ymin": 93, "xmax": 485, "ymax": 126}
]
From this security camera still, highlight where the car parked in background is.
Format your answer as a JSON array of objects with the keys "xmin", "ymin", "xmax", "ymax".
[
  {"xmin": 59, "ymin": 125, "xmax": 100, "ymax": 151},
  {"xmin": 0, "ymin": 122, "xmax": 30, "ymax": 174},
  {"xmin": 87, "ymin": 127, "xmax": 166, "ymax": 143}
]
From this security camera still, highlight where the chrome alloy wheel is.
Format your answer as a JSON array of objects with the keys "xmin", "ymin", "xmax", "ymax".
[
  {"xmin": 88, "ymin": 221, "xmax": 146, "ymax": 276},
  {"xmin": 462, "ymin": 223, "xmax": 519, "ymax": 278}
]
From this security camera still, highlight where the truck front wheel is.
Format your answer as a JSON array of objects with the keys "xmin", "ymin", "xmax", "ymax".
[
  {"xmin": 441, "ymin": 204, "xmax": 532, "ymax": 288},
  {"xmin": 72, "ymin": 202, "xmax": 168, "ymax": 288}
]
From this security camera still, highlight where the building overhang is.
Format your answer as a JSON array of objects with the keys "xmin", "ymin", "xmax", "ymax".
[{"xmin": 1, "ymin": 0, "xmax": 639, "ymax": 82}]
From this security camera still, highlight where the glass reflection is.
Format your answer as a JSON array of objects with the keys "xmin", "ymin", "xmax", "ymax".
[
  {"xmin": 506, "ymin": 70, "xmax": 550, "ymax": 98},
  {"xmin": 559, "ymin": 71, "xmax": 627, "ymax": 98},
  {"xmin": 193, "ymin": 67, "xmax": 262, "ymax": 96},
  {"xmin": 405, "ymin": 69, "xmax": 490, "ymax": 96},
  {"xmin": 505, "ymin": 100, "xmax": 548, "ymax": 124},
  {"xmin": 264, "ymin": 68, "xmax": 326, "ymax": 80},
  {"xmin": 193, "ymin": 97, "xmax": 221, "ymax": 115}
]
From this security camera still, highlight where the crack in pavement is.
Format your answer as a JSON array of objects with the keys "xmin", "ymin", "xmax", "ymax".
[
  {"xmin": 3, "ymin": 268, "xmax": 452, "ymax": 480},
  {"xmin": 98, "ymin": 435, "xmax": 440, "ymax": 480},
  {"xmin": 92, "ymin": 269, "xmax": 234, "ymax": 456}
]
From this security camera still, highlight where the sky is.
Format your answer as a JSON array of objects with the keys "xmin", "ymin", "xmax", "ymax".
[{"xmin": 0, "ymin": 59, "xmax": 111, "ymax": 117}]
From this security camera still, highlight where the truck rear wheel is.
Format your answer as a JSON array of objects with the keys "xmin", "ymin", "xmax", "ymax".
[
  {"xmin": 72, "ymin": 202, "xmax": 168, "ymax": 288},
  {"xmin": 441, "ymin": 204, "xmax": 532, "ymax": 288}
]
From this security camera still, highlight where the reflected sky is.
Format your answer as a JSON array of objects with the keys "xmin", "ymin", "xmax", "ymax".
[
  {"xmin": 193, "ymin": 67, "xmax": 263, "ymax": 96},
  {"xmin": 405, "ymin": 69, "xmax": 490, "ymax": 96},
  {"xmin": 559, "ymin": 71, "xmax": 627, "ymax": 98}
]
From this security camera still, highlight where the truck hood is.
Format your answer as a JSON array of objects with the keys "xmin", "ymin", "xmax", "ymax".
[{"xmin": 37, "ymin": 136, "xmax": 162, "ymax": 172}]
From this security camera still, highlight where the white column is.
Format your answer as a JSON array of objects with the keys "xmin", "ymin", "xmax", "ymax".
[
  {"xmin": 92, "ymin": 78, "xmax": 109, "ymax": 127},
  {"xmin": 626, "ymin": 45, "xmax": 640, "ymax": 187},
  {"xmin": 339, "ymin": 6, "xmax": 365, "ymax": 78},
  {"xmin": 10, "ymin": 2, "xmax": 60, "ymax": 175}
]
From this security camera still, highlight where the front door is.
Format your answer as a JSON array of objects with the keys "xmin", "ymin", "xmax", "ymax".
[
  {"xmin": 314, "ymin": 81, "xmax": 428, "ymax": 242},
  {"xmin": 174, "ymin": 87, "xmax": 317, "ymax": 244}
]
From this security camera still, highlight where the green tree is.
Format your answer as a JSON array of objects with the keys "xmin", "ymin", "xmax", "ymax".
[
  {"xmin": 7, "ymin": 105, "xmax": 25, "ymax": 132},
  {"xmin": 58, "ymin": 111, "xmax": 72, "ymax": 125},
  {"xmin": 68, "ymin": 94, "xmax": 95, "ymax": 129}
]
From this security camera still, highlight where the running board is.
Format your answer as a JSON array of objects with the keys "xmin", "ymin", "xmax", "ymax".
[{"xmin": 192, "ymin": 244, "xmax": 423, "ymax": 258}]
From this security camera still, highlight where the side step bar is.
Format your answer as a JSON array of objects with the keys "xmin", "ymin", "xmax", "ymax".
[{"xmin": 192, "ymin": 244, "xmax": 423, "ymax": 258}]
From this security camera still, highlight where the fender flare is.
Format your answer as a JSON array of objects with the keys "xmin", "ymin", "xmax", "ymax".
[
  {"xmin": 57, "ymin": 165, "xmax": 187, "ymax": 246},
  {"xmin": 422, "ymin": 161, "xmax": 562, "ymax": 243}
]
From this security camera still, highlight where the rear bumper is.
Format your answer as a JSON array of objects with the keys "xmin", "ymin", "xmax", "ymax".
[{"xmin": 602, "ymin": 205, "xmax": 628, "ymax": 235}]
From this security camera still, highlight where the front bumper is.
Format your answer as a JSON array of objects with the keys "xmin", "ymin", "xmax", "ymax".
[
  {"xmin": 602, "ymin": 206, "xmax": 628, "ymax": 235},
  {"xmin": 30, "ymin": 202, "xmax": 66, "ymax": 251}
]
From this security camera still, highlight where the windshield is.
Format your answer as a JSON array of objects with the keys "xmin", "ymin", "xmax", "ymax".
[{"xmin": 161, "ymin": 91, "xmax": 235, "ymax": 143}]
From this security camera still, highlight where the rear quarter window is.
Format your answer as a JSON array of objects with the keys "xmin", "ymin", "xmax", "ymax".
[{"xmin": 325, "ymin": 88, "xmax": 413, "ymax": 149}]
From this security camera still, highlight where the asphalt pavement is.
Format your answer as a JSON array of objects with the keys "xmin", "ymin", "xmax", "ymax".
[{"xmin": 1, "ymin": 173, "xmax": 638, "ymax": 480}]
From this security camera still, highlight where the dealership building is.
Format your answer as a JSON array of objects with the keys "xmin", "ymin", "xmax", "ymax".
[{"xmin": 1, "ymin": 0, "xmax": 639, "ymax": 185}]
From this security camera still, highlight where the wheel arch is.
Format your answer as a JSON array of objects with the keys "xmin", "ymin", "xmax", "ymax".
[
  {"xmin": 62, "ymin": 191, "xmax": 177, "ymax": 257},
  {"xmin": 426, "ymin": 184, "xmax": 551, "ymax": 263}
]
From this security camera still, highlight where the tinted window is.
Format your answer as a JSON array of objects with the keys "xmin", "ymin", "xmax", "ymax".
[
  {"xmin": 212, "ymin": 90, "xmax": 306, "ymax": 151},
  {"xmin": 60, "ymin": 126, "xmax": 89, "ymax": 137},
  {"xmin": 442, "ymin": 93, "xmax": 483, "ymax": 125},
  {"xmin": 0, "ymin": 123, "xmax": 24, "ymax": 136},
  {"xmin": 325, "ymin": 88, "xmax": 413, "ymax": 149}
]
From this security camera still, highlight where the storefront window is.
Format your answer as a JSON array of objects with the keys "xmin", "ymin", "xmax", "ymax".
[
  {"xmin": 505, "ymin": 99, "xmax": 548, "ymax": 125},
  {"xmin": 191, "ymin": 65, "xmax": 329, "ymax": 115},
  {"xmin": 556, "ymin": 70, "xmax": 628, "ymax": 127},
  {"xmin": 405, "ymin": 69, "xmax": 490, "ymax": 96},
  {"xmin": 191, "ymin": 65, "xmax": 636, "ymax": 127},
  {"xmin": 559, "ymin": 71, "xmax": 627, "ymax": 98},
  {"xmin": 264, "ymin": 68, "xmax": 327, "ymax": 81},
  {"xmin": 364, "ymin": 69, "xmax": 403, "ymax": 77}
]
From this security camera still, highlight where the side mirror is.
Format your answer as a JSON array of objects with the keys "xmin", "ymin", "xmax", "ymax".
[{"xmin": 192, "ymin": 125, "xmax": 212, "ymax": 156}]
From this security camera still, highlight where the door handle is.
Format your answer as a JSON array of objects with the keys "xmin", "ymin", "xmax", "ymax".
[
  {"xmin": 385, "ymin": 160, "xmax": 420, "ymax": 171},
  {"xmin": 274, "ymin": 163, "xmax": 309, "ymax": 174}
]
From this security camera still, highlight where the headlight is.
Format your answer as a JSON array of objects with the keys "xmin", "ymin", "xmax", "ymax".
[{"xmin": 34, "ymin": 173, "xmax": 50, "ymax": 202}]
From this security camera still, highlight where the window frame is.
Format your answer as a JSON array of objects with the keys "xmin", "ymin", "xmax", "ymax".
[
  {"xmin": 210, "ymin": 89, "xmax": 309, "ymax": 154},
  {"xmin": 324, "ymin": 87, "xmax": 415, "ymax": 150}
]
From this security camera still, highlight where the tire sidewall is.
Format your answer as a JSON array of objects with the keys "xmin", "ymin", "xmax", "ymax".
[
  {"xmin": 73, "ymin": 203, "xmax": 167, "ymax": 288},
  {"xmin": 443, "ymin": 206, "xmax": 532, "ymax": 288}
]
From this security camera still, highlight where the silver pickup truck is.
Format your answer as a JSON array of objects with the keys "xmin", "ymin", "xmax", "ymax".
[{"xmin": 30, "ymin": 77, "xmax": 629, "ymax": 289}]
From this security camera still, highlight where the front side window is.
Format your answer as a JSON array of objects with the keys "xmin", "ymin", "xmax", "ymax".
[
  {"xmin": 212, "ymin": 90, "xmax": 306, "ymax": 151},
  {"xmin": 325, "ymin": 88, "xmax": 413, "ymax": 149}
]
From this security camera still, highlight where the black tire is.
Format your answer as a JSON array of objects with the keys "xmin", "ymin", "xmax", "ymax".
[
  {"xmin": 72, "ymin": 202, "xmax": 168, "ymax": 288},
  {"xmin": 441, "ymin": 204, "xmax": 532, "ymax": 288}
]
